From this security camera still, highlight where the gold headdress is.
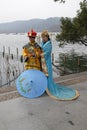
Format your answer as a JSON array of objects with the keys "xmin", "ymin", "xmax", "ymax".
[{"xmin": 41, "ymin": 30, "xmax": 49, "ymax": 37}]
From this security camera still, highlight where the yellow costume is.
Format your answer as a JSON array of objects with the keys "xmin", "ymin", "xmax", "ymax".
[{"xmin": 22, "ymin": 42, "xmax": 42, "ymax": 70}]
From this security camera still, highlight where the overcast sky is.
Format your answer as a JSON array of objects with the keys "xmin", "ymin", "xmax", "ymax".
[{"xmin": 0, "ymin": 0, "xmax": 82, "ymax": 23}]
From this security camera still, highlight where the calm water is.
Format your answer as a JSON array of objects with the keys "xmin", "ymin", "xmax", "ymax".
[
  {"xmin": 0, "ymin": 33, "xmax": 28, "ymax": 55},
  {"xmin": 0, "ymin": 33, "xmax": 87, "ymax": 56}
]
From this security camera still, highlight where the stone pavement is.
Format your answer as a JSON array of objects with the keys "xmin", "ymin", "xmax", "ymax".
[{"xmin": 0, "ymin": 81, "xmax": 87, "ymax": 130}]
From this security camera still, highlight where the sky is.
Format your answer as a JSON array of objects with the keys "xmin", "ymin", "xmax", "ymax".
[{"xmin": 0, "ymin": 0, "xmax": 82, "ymax": 23}]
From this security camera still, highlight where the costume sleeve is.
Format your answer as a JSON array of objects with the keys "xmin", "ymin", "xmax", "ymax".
[
  {"xmin": 35, "ymin": 48, "xmax": 42, "ymax": 58},
  {"xmin": 22, "ymin": 48, "xmax": 28, "ymax": 57},
  {"xmin": 41, "ymin": 42, "xmax": 52, "ymax": 59}
]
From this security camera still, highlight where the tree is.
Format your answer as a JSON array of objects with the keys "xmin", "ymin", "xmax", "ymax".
[
  {"xmin": 56, "ymin": 0, "xmax": 87, "ymax": 46},
  {"xmin": 75, "ymin": 0, "xmax": 87, "ymax": 45},
  {"xmin": 54, "ymin": 0, "xmax": 65, "ymax": 3},
  {"xmin": 57, "ymin": 17, "xmax": 75, "ymax": 43}
]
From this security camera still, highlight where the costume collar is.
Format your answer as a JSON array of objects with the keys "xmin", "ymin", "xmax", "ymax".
[{"xmin": 29, "ymin": 42, "xmax": 35, "ymax": 45}]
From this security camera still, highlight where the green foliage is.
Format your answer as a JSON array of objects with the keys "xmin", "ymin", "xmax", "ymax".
[
  {"xmin": 56, "ymin": 0, "xmax": 87, "ymax": 46},
  {"xmin": 54, "ymin": 0, "xmax": 65, "ymax": 3},
  {"xmin": 57, "ymin": 17, "xmax": 76, "ymax": 43},
  {"xmin": 59, "ymin": 53, "xmax": 87, "ymax": 73}
]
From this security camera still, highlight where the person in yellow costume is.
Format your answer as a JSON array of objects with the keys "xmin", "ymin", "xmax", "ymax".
[{"xmin": 22, "ymin": 29, "xmax": 42, "ymax": 70}]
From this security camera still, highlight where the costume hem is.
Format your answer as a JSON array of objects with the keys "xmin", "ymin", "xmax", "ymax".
[{"xmin": 46, "ymin": 88, "xmax": 80, "ymax": 101}]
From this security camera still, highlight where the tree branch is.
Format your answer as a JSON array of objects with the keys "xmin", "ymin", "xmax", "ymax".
[
  {"xmin": 80, "ymin": 37, "xmax": 87, "ymax": 46},
  {"xmin": 54, "ymin": 0, "xmax": 65, "ymax": 3}
]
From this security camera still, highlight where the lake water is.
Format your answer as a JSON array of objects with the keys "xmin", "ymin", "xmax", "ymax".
[{"xmin": 0, "ymin": 33, "xmax": 87, "ymax": 58}]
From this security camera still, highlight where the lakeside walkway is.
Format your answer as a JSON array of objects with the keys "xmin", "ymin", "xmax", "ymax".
[{"xmin": 0, "ymin": 72, "xmax": 87, "ymax": 130}]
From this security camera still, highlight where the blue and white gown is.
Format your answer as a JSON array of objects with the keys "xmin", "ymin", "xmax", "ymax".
[{"xmin": 40, "ymin": 40, "xmax": 79, "ymax": 100}]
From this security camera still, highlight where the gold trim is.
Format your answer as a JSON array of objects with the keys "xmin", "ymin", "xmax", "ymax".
[{"xmin": 46, "ymin": 88, "xmax": 80, "ymax": 101}]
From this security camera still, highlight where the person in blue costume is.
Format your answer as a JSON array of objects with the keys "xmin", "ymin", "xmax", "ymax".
[{"xmin": 40, "ymin": 30, "xmax": 80, "ymax": 100}]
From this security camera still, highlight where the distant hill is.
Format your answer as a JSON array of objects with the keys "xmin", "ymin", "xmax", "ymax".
[{"xmin": 0, "ymin": 17, "xmax": 61, "ymax": 33}]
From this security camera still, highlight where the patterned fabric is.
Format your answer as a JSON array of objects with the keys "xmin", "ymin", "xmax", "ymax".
[
  {"xmin": 22, "ymin": 42, "xmax": 48, "ymax": 76},
  {"xmin": 41, "ymin": 53, "xmax": 48, "ymax": 76},
  {"xmin": 40, "ymin": 40, "xmax": 80, "ymax": 100},
  {"xmin": 22, "ymin": 42, "xmax": 42, "ymax": 70}
]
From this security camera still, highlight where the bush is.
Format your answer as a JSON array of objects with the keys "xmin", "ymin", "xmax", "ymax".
[{"xmin": 59, "ymin": 53, "xmax": 87, "ymax": 73}]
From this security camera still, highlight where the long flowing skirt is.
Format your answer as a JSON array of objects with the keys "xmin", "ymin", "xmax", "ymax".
[{"xmin": 46, "ymin": 78, "xmax": 79, "ymax": 101}]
